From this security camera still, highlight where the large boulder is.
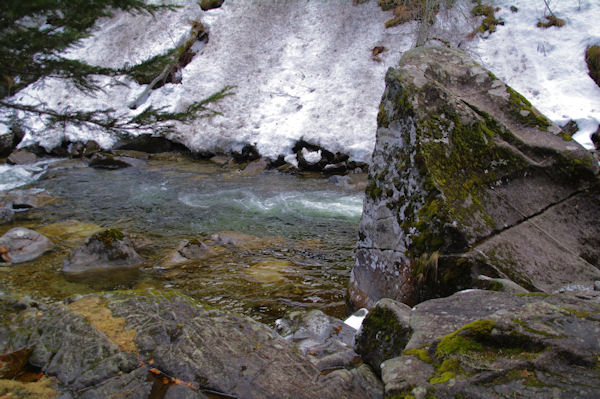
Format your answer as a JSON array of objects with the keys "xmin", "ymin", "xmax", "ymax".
[
  {"xmin": 349, "ymin": 46, "xmax": 600, "ymax": 308},
  {"xmin": 0, "ymin": 289, "xmax": 375, "ymax": 398},
  {"xmin": 372, "ymin": 289, "xmax": 600, "ymax": 398}
]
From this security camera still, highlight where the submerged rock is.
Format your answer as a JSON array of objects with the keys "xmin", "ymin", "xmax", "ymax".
[
  {"xmin": 88, "ymin": 152, "xmax": 132, "ymax": 169},
  {"xmin": 164, "ymin": 238, "xmax": 215, "ymax": 266},
  {"xmin": 0, "ymin": 227, "xmax": 54, "ymax": 264},
  {"xmin": 62, "ymin": 229, "xmax": 144, "ymax": 273},
  {"xmin": 350, "ymin": 46, "xmax": 600, "ymax": 308},
  {"xmin": 0, "ymin": 289, "xmax": 373, "ymax": 398}
]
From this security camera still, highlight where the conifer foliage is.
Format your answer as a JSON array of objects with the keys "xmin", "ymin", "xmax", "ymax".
[{"xmin": 0, "ymin": 0, "xmax": 232, "ymax": 140}]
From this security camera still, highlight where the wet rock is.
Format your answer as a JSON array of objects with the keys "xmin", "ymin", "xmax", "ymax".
[
  {"xmin": 1, "ymin": 189, "xmax": 61, "ymax": 210},
  {"xmin": 350, "ymin": 46, "xmax": 600, "ymax": 308},
  {"xmin": 164, "ymin": 239, "xmax": 214, "ymax": 266},
  {"xmin": 239, "ymin": 157, "xmax": 269, "ymax": 176},
  {"xmin": 473, "ymin": 274, "xmax": 529, "ymax": 294},
  {"xmin": 7, "ymin": 149, "xmax": 38, "ymax": 165},
  {"xmin": 232, "ymin": 144, "xmax": 260, "ymax": 163},
  {"xmin": 275, "ymin": 310, "xmax": 358, "ymax": 371},
  {"xmin": 88, "ymin": 153, "xmax": 132, "ymax": 169},
  {"xmin": 210, "ymin": 231, "xmax": 286, "ymax": 251},
  {"xmin": 0, "ymin": 227, "xmax": 54, "ymax": 264},
  {"xmin": 376, "ymin": 290, "xmax": 600, "ymax": 398},
  {"xmin": 0, "ymin": 133, "xmax": 14, "ymax": 157},
  {"xmin": 67, "ymin": 141, "xmax": 85, "ymax": 158},
  {"xmin": 560, "ymin": 119, "xmax": 579, "ymax": 137},
  {"xmin": 592, "ymin": 125, "xmax": 600, "ymax": 151},
  {"xmin": 200, "ymin": 0, "xmax": 224, "ymax": 11},
  {"xmin": 0, "ymin": 205, "xmax": 13, "ymax": 224},
  {"xmin": 355, "ymin": 298, "xmax": 412, "ymax": 376},
  {"xmin": 62, "ymin": 229, "xmax": 144, "ymax": 273},
  {"xmin": 0, "ymin": 290, "xmax": 373, "ymax": 398},
  {"xmin": 208, "ymin": 155, "xmax": 231, "ymax": 167}
]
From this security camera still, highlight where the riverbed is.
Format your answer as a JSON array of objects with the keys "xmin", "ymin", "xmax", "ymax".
[{"xmin": 0, "ymin": 153, "xmax": 365, "ymax": 324}]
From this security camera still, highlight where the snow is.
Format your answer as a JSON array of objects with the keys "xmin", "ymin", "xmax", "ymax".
[
  {"xmin": 472, "ymin": 0, "xmax": 600, "ymax": 149},
  {"xmin": 343, "ymin": 307, "xmax": 369, "ymax": 330},
  {"xmin": 4, "ymin": 0, "xmax": 599, "ymax": 160}
]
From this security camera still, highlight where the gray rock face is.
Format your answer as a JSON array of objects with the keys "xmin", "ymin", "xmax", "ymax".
[
  {"xmin": 62, "ymin": 229, "xmax": 144, "ymax": 273},
  {"xmin": 349, "ymin": 46, "xmax": 600, "ymax": 308},
  {"xmin": 371, "ymin": 290, "xmax": 600, "ymax": 398},
  {"xmin": 0, "ymin": 227, "xmax": 54, "ymax": 264},
  {"xmin": 0, "ymin": 290, "xmax": 372, "ymax": 399}
]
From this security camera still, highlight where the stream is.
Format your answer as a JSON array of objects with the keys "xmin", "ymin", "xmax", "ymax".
[{"xmin": 0, "ymin": 154, "xmax": 365, "ymax": 325}]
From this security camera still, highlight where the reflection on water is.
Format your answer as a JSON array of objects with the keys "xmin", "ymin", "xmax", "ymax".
[{"xmin": 0, "ymin": 156, "xmax": 365, "ymax": 324}]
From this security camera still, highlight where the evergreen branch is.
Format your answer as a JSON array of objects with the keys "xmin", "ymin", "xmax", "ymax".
[{"xmin": 1, "ymin": 86, "xmax": 235, "ymax": 137}]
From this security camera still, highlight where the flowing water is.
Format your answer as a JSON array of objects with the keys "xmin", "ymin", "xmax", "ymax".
[{"xmin": 0, "ymin": 154, "xmax": 365, "ymax": 324}]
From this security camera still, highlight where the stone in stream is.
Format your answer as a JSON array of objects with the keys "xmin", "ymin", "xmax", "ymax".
[
  {"xmin": 0, "ymin": 227, "xmax": 54, "ymax": 264},
  {"xmin": 352, "ymin": 289, "xmax": 600, "ymax": 398},
  {"xmin": 349, "ymin": 46, "xmax": 600, "ymax": 309},
  {"xmin": 62, "ymin": 228, "xmax": 144, "ymax": 273},
  {"xmin": 7, "ymin": 149, "xmax": 38, "ymax": 165},
  {"xmin": 0, "ymin": 289, "xmax": 378, "ymax": 399},
  {"xmin": 163, "ymin": 238, "xmax": 215, "ymax": 266}
]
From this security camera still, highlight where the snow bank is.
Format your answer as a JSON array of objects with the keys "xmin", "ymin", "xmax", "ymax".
[
  {"xmin": 7, "ymin": 0, "xmax": 415, "ymax": 163},
  {"xmin": 5, "ymin": 0, "xmax": 599, "ymax": 161}
]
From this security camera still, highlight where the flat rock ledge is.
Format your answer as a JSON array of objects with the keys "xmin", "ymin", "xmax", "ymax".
[
  {"xmin": 350, "ymin": 46, "xmax": 600, "ymax": 309},
  {"xmin": 0, "ymin": 289, "xmax": 379, "ymax": 399}
]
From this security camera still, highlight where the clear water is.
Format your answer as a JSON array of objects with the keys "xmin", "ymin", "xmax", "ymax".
[{"xmin": 0, "ymin": 155, "xmax": 364, "ymax": 324}]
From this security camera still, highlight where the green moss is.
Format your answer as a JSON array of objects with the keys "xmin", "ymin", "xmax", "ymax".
[
  {"xmin": 562, "ymin": 307, "xmax": 590, "ymax": 319},
  {"xmin": 586, "ymin": 45, "xmax": 600, "ymax": 87},
  {"xmin": 436, "ymin": 320, "xmax": 496, "ymax": 359},
  {"xmin": 405, "ymin": 108, "xmax": 527, "ymax": 257},
  {"xmin": 470, "ymin": 3, "xmax": 501, "ymax": 35},
  {"xmin": 558, "ymin": 132, "xmax": 573, "ymax": 141},
  {"xmin": 403, "ymin": 347, "xmax": 433, "ymax": 363},
  {"xmin": 537, "ymin": 15, "xmax": 565, "ymax": 28},
  {"xmin": 516, "ymin": 292, "xmax": 548, "ymax": 298},
  {"xmin": 94, "ymin": 228, "xmax": 124, "ymax": 247},
  {"xmin": 430, "ymin": 371, "xmax": 455, "ymax": 384},
  {"xmin": 366, "ymin": 180, "xmax": 383, "ymax": 201},
  {"xmin": 378, "ymin": 103, "xmax": 389, "ymax": 128},
  {"xmin": 506, "ymin": 86, "xmax": 551, "ymax": 131}
]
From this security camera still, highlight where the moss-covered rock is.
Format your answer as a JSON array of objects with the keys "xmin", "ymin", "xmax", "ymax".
[
  {"xmin": 355, "ymin": 299, "xmax": 412, "ymax": 375},
  {"xmin": 349, "ymin": 46, "xmax": 600, "ymax": 309},
  {"xmin": 62, "ymin": 228, "xmax": 144, "ymax": 273},
  {"xmin": 380, "ymin": 289, "xmax": 600, "ymax": 398}
]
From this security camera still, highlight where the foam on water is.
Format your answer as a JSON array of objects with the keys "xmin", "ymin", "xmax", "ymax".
[
  {"xmin": 178, "ymin": 188, "xmax": 363, "ymax": 221},
  {"xmin": 0, "ymin": 160, "xmax": 56, "ymax": 191}
]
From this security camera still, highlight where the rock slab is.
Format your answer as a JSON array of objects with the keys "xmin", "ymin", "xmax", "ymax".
[{"xmin": 0, "ymin": 289, "xmax": 375, "ymax": 399}]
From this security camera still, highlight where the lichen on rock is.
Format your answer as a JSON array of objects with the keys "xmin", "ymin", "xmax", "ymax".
[{"xmin": 350, "ymin": 46, "xmax": 600, "ymax": 309}]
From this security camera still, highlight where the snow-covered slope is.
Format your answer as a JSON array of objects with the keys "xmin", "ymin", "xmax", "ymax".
[
  {"xmin": 473, "ymin": 0, "xmax": 600, "ymax": 148},
  {"xmin": 5, "ymin": 0, "xmax": 599, "ymax": 163}
]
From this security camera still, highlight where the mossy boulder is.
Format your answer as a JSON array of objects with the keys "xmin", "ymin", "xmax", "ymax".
[
  {"xmin": 349, "ymin": 46, "xmax": 600, "ymax": 309},
  {"xmin": 355, "ymin": 298, "xmax": 412, "ymax": 376},
  {"xmin": 0, "ymin": 289, "xmax": 376, "ymax": 398},
  {"xmin": 380, "ymin": 289, "xmax": 600, "ymax": 398},
  {"xmin": 62, "ymin": 229, "xmax": 144, "ymax": 273}
]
